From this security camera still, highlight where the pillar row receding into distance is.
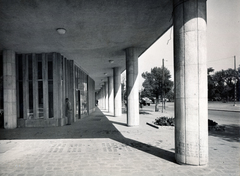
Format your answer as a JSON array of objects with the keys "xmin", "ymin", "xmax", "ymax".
[
  {"xmin": 3, "ymin": 50, "xmax": 17, "ymax": 129},
  {"xmin": 108, "ymin": 76, "xmax": 114, "ymax": 114},
  {"xmin": 126, "ymin": 48, "xmax": 139, "ymax": 126},
  {"xmin": 173, "ymin": 0, "xmax": 208, "ymax": 165},
  {"xmin": 113, "ymin": 67, "xmax": 121, "ymax": 117}
]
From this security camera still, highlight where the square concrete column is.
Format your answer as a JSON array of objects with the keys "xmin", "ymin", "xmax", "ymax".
[
  {"xmin": 100, "ymin": 87, "xmax": 103, "ymax": 109},
  {"xmin": 100, "ymin": 88, "xmax": 103, "ymax": 109},
  {"xmin": 98, "ymin": 89, "xmax": 101, "ymax": 109},
  {"xmin": 103, "ymin": 84, "xmax": 106, "ymax": 110},
  {"xmin": 126, "ymin": 48, "xmax": 139, "ymax": 126},
  {"xmin": 173, "ymin": 0, "xmax": 208, "ymax": 165},
  {"xmin": 113, "ymin": 67, "xmax": 122, "ymax": 117},
  {"xmin": 105, "ymin": 81, "xmax": 109, "ymax": 112},
  {"xmin": 108, "ymin": 76, "xmax": 114, "ymax": 114},
  {"xmin": 102, "ymin": 85, "xmax": 106, "ymax": 110},
  {"xmin": 3, "ymin": 50, "xmax": 17, "ymax": 129}
]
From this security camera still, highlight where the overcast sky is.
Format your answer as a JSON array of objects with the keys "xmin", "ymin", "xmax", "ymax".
[{"xmin": 138, "ymin": 0, "xmax": 240, "ymax": 88}]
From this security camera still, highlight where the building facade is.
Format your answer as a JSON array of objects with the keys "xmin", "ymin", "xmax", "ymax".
[{"xmin": 0, "ymin": 52, "xmax": 95, "ymax": 128}]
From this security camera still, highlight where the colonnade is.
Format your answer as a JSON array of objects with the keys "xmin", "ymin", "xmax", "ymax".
[
  {"xmin": 2, "ymin": 0, "xmax": 208, "ymax": 166},
  {"xmin": 96, "ymin": 47, "xmax": 140, "ymax": 127},
  {"xmin": 96, "ymin": 0, "xmax": 208, "ymax": 166}
]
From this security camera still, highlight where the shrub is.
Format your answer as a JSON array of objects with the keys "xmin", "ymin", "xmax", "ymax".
[
  {"xmin": 154, "ymin": 117, "xmax": 225, "ymax": 131},
  {"xmin": 208, "ymin": 119, "xmax": 225, "ymax": 131},
  {"xmin": 154, "ymin": 116, "xmax": 175, "ymax": 126}
]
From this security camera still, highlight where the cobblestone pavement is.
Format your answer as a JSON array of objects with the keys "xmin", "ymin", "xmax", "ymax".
[{"xmin": 0, "ymin": 108, "xmax": 239, "ymax": 176}]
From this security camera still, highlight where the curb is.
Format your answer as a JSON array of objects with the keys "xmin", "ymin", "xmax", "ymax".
[
  {"xmin": 146, "ymin": 122, "xmax": 159, "ymax": 129},
  {"xmin": 208, "ymin": 109, "xmax": 240, "ymax": 113}
]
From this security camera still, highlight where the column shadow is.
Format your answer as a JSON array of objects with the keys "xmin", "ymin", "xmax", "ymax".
[
  {"xmin": 109, "ymin": 121, "xmax": 127, "ymax": 126},
  {"xmin": 208, "ymin": 124, "xmax": 240, "ymax": 142}
]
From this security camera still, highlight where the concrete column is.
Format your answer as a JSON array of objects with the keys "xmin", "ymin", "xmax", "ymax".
[
  {"xmin": 58, "ymin": 55, "xmax": 63, "ymax": 125},
  {"xmin": 99, "ymin": 87, "xmax": 102, "ymax": 109},
  {"xmin": 113, "ymin": 67, "xmax": 121, "ymax": 116},
  {"xmin": 87, "ymin": 76, "xmax": 90, "ymax": 114},
  {"xmin": 69, "ymin": 60, "xmax": 74, "ymax": 122},
  {"xmin": 32, "ymin": 54, "xmax": 39, "ymax": 119},
  {"xmin": 102, "ymin": 84, "xmax": 106, "ymax": 110},
  {"xmin": 3, "ymin": 50, "xmax": 17, "ymax": 129},
  {"xmin": 99, "ymin": 89, "xmax": 101, "ymax": 109},
  {"xmin": 105, "ymin": 81, "xmax": 109, "ymax": 112},
  {"xmin": 173, "ymin": 0, "xmax": 208, "ymax": 165},
  {"xmin": 108, "ymin": 76, "xmax": 114, "ymax": 114},
  {"xmin": 126, "ymin": 48, "xmax": 139, "ymax": 126},
  {"xmin": 22, "ymin": 54, "xmax": 29, "ymax": 120},
  {"xmin": 62, "ymin": 57, "xmax": 66, "ymax": 119},
  {"xmin": 101, "ymin": 87, "xmax": 104, "ymax": 109},
  {"xmin": 99, "ymin": 88, "xmax": 103, "ymax": 109}
]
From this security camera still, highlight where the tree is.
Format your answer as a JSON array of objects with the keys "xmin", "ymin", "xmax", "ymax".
[
  {"xmin": 208, "ymin": 67, "xmax": 239, "ymax": 101},
  {"xmin": 121, "ymin": 72, "xmax": 127, "ymax": 107},
  {"xmin": 142, "ymin": 67, "xmax": 173, "ymax": 111},
  {"xmin": 208, "ymin": 67, "xmax": 215, "ymax": 100}
]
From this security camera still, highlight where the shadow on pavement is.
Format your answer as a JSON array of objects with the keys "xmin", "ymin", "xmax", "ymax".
[
  {"xmin": 139, "ymin": 111, "xmax": 151, "ymax": 115},
  {"xmin": 208, "ymin": 124, "xmax": 240, "ymax": 142},
  {"xmin": 109, "ymin": 121, "xmax": 127, "ymax": 127},
  {"xmin": 0, "ymin": 108, "xmax": 176, "ymax": 164}
]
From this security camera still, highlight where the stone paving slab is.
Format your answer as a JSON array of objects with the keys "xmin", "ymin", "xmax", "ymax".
[
  {"xmin": 0, "ymin": 137, "xmax": 239, "ymax": 176},
  {"xmin": 0, "ymin": 108, "xmax": 239, "ymax": 176}
]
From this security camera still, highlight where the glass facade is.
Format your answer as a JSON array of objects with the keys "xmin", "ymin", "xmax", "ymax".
[
  {"xmin": 38, "ymin": 81, "xmax": 44, "ymax": 118},
  {"xmin": 29, "ymin": 81, "xmax": 33, "ymax": 118},
  {"xmin": 0, "ymin": 55, "xmax": 3, "ymax": 111},
  {"xmin": 15, "ymin": 52, "xmax": 95, "ymax": 127},
  {"xmin": 0, "ymin": 55, "xmax": 3, "ymax": 128},
  {"xmin": 28, "ymin": 55, "xmax": 33, "ymax": 118},
  {"xmin": 75, "ymin": 66, "xmax": 88, "ymax": 118}
]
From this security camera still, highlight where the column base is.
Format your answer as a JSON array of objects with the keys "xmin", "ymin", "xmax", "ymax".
[{"xmin": 176, "ymin": 160, "xmax": 208, "ymax": 166}]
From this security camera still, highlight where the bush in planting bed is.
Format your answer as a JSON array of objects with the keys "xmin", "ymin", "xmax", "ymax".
[
  {"xmin": 154, "ymin": 116, "xmax": 175, "ymax": 126},
  {"xmin": 154, "ymin": 117, "xmax": 225, "ymax": 131},
  {"xmin": 208, "ymin": 119, "xmax": 225, "ymax": 131}
]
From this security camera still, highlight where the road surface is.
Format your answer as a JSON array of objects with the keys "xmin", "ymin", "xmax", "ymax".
[{"xmin": 140, "ymin": 103, "xmax": 240, "ymax": 126}]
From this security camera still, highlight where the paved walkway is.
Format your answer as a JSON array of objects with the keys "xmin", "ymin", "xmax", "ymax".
[{"xmin": 0, "ymin": 108, "xmax": 239, "ymax": 176}]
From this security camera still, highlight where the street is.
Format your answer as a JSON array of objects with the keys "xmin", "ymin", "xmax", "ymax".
[{"xmin": 140, "ymin": 102, "xmax": 240, "ymax": 126}]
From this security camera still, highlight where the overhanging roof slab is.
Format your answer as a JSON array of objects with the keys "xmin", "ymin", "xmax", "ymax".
[{"xmin": 0, "ymin": 0, "xmax": 173, "ymax": 90}]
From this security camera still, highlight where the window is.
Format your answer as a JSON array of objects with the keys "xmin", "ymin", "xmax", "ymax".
[
  {"xmin": 38, "ymin": 62, "xmax": 42, "ymax": 79},
  {"xmin": 0, "ymin": 55, "xmax": 3, "ymax": 110},
  {"xmin": 38, "ymin": 81, "xmax": 43, "ymax": 118},
  {"xmin": 48, "ymin": 81, "xmax": 53, "ymax": 118},
  {"xmin": 28, "ymin": 81, "xmax": 33, "ymax": 118}
]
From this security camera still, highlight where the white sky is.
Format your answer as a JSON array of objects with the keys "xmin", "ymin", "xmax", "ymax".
[{"xmin": 138, "ymin": 0, "xmax": 240, "ymax": 89}]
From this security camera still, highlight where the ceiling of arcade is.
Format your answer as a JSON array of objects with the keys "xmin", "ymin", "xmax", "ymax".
[{"xmin": 0, "ymin": 0, "xmax": 173, "ymax": 90}]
